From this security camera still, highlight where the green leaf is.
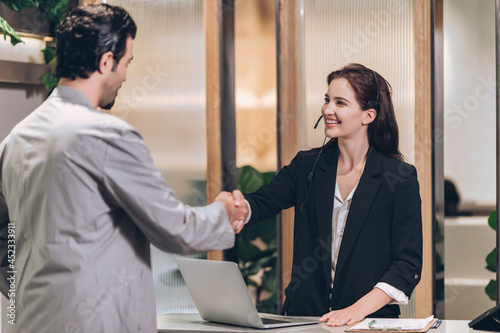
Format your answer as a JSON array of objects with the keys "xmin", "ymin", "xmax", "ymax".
[
  {"xmin": 2, "ymin": 0, "xmax": 35, "ymax": 11},
  {"xmin": 237, "ymin": 165, "xmax": 279, "ymax": 314},
  {"xmin": 40, "ymin": 44, "xmax": 58, "ymax": 96},
  {"xmin": 41, "ymin": 45, "xmax": 56, "ymax": 64},
  {"xmin": 262, "ymin": 267, "xmax": 278, "ymax": 292},
  {"xmin": 238, "ymin": 165, "xmax": 264, "ymax": 193},
  {"xmin": 239, "ymin": 218, "xmax": 276, "ymax": 246},
  {"xmin": 246, "ymin": 278, "xmax": 258, "ymax": 288},
  {"xmin": 488, "ymin": 210, "xmax": 497, "ymax": 230},
  {"xmin": 434, "ymin": 219, "xmax": 444, "ymax": 243},
  {"xmin": 435, "ymin": 252, "xmax": 444, "ymax": 273},
  {"xmin": 486, "ymin": 279, "xmax": 497, "ymax": 301},
  {"xmin": 256, "ymin": 292, "xmax": 278, "ymax": 314},
  {"xmin": 244, "ymin": 265, "xmax": 262, "ymax": 277},
  {"xmin": 238, "ymin": 165, "xmax": 276, "ymax": 193},
  {"xmin": 0, "ymin": 16, "xmax": 24, "ymax": 45},
  {"xmin": 255, "ymin": 252, "xmax": 276, "ymax": 268},
  {"xmin": 42, "ymin": 72, "xmax": 58, "ymax": 96},
  {"xmin": 486, "ymin": 248, "xmax": 497, "ymax": 272},
  {"xmin": 36, "ymin": 0, "xmax": 69, "ymax": 30},
  {"xmin": 261, "ymin": 171, "xmax": 277, "ymax": 185}
]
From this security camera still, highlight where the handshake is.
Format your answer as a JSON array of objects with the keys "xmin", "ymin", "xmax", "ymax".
[{"xmin": 215, "ymin": 190, "xmax": 249, "ymax": 234}]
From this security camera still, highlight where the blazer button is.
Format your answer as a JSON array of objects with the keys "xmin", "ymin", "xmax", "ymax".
[{"xmin": 414, "ymin": 274, "xmax": 419, "ymax": 279}]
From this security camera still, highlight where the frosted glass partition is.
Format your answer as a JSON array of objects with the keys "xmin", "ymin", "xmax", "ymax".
[
  {"xmin": 303, "ymin": 0, "xmax": 415, "ymax": 164},
  {"xmin": 302, "ymin": 0, "xmax": 416, "ymax": 316},
  {"xmin": 443, "ymin": 0, "xmax": 496, "ymax": 208},
  {"xmin": 105, "ymin": 0, "xmax": 206, "ymax": 315},
  {"xmin": 443, "ymin": 0, "xmax": 496, "ymax": 319}
]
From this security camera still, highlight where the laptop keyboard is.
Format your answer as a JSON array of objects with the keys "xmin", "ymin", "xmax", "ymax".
[{"xmin": 260, "ymin": 317, "xmax": 291, "ymax": 325}]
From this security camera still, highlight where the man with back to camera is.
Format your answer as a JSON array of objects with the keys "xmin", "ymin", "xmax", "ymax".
[{"xmin": 0, "ymin": 4, "xmax": 247, "ymax": 332}]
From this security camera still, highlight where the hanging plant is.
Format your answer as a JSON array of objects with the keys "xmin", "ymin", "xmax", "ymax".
[
  {"xmin": 0, "ymin": 0, "xmax": 35, "ymax": 45},
  {"xmin": 41, "ymin": 43, "xmax": 58, "ymax": 94},
  {"xmin": 36, "ymin": 0, "xmax": 72, "ymax": 95},
  {"xmin": 0, "ymin": 0, "xmax": 72, "ymax": 94}
]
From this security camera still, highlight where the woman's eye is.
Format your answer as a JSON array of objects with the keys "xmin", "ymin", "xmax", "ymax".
[
  {"xmin": 324, "ymin": 99, "xmax": 329, "ymax": 104},
  {"xmin": 337, "ymin": 101, "xmax": 345, "ymax": 106}
]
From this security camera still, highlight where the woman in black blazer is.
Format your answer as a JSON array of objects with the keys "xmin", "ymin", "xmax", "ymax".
[{"xmin": 243, "ymin": 63, "xmax": 422, "ymax": 326}]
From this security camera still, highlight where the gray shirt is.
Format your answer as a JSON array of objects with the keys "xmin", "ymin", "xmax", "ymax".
[{"xmin": 0, "ymin": 86, "xmax": 234, "ymax": 333}]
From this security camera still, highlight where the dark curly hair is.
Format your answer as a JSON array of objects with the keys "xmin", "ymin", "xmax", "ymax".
[
  {"xmin": 325, "ymin": 63, "xmax": 403, "ymax": 161},
  {"xmin": 56, "ymin": 4, "xmax": 137, "ymax": 80}
]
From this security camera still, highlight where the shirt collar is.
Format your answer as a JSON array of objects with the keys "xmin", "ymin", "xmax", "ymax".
[
  {"xmin": 334, "ymin": 181, "xmax": 359, "ymax": 204},
  {"xmin": 50, "ymin": 86, "xmax": 95, "ymax": 110}
]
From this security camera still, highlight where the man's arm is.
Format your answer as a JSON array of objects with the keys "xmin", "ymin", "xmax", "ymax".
[{"xmin": 101, "ymin": 130, "xmax": 237, "ymax": 254}]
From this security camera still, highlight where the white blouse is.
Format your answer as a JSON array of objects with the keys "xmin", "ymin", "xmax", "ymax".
[{"xmin": 331, "ymin": 181, "xmax": 408, "ymax": 305}]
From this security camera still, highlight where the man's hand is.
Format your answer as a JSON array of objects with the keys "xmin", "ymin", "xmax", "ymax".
[{"xmin": 214, "ymin": 190, "xmax": 249, "ymax": 234}]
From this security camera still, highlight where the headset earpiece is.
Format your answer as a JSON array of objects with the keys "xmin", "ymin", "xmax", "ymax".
[
  {"xmin": 367, "ymin": 69, "xmax": 380, "ymax": 111},
  {"xmin": 367, "ymin": 99, "xmax": 379, "ymax": 110}
]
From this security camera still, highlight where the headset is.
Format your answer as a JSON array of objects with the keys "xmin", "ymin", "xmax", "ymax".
[{"xmin": 367, "ymin": 69, "xmax": 380, "ymax": 111}]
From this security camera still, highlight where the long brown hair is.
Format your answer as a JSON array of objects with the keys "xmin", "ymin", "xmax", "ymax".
[{"xmin": 325, "ymin": 63, "xmax": 403, "ymax": 161}]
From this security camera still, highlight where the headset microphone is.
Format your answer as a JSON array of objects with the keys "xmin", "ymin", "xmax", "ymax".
[{"xmin": 313, "ymin": 115, "xmax": 323, "ymax": 129}]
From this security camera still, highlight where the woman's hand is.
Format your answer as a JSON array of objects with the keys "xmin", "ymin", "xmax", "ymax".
[
  {"xmin": 319, "ymin": 305, "xmax": 366, "ymax": 327},
  {"xmin": 319, "ymin": 287, "xmax": 393, "ymax": 327}
]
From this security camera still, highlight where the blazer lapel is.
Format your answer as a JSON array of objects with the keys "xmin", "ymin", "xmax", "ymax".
[
  {"xmin": 313, "ymin": 143, "xmax": 339, "ymax": 289},
  {"xmin": 334, "ymin": 146, "xmax": 382, "ymax": 277}
]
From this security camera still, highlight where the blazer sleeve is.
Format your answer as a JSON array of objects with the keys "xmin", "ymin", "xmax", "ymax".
[
  {"xmin": 244, "ymin": 151, "xmax": 304, "ymax": 225},
  {"xmin": 101, "ymin": 129, "xmax": 235, "ymax": 255},
  {"xmin": 379, "ymin": 165, "xmax": 423, "ymax": 297}
]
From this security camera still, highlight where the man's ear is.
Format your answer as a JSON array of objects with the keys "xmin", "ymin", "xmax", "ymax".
[
  {"xmin": 98, "ymin": 51, "xmax": 115, "ymax": 74},
  {"xmin": 363, "ymin": 109, "xmax": 377, "ymax": 125}
]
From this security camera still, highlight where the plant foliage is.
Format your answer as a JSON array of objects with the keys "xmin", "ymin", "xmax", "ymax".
[
  {"xmin": 1, "ymin": 0, "xmax": 71, "ymax": 94},
  {"xmin": 35, "ymin": 0, "xmax": 69, "ymax": 33},
  {"xmin": 485, "ymin": 209, "xmax": 497, "ymax": 300},
  {"xmin": 237, "ymin": 165, "xmax": 278, "ymax": 313},
  {"xmin": 37, "ymin": 0, "xmax": 72, "ymax": 95},
  {"xmin": 2, "ymin": 0, "xmax": 34, "ymax": 11},
  {"xmin": 0, "ymin": 0, "xmax": 34, "ymax": 45}
]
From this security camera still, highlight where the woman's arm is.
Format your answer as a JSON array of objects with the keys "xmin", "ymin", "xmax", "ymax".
[
  {"xmin": 319, "ymin": 288, "xmax": 393, "ymax": 326},
  {"xmin": 380, "ymin": 165, "xmax": 423, "ymax": 295},
  {"xmin": 244, "ymin": 151, "xmax": 306, "ymax": 224}
]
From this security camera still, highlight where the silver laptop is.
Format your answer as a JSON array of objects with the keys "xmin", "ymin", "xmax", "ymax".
[{"xmin": 176, "ymin": 257, "xmax": 319, "ymax": 329}]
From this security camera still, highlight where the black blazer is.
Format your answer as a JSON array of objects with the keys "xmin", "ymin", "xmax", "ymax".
[{"xmin": 245, "ymin": 142, "xmax": 422, "ymax": 317}]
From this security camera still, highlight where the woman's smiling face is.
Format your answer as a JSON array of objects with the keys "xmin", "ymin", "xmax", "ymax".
[{"xmin": 321, "ymin": 78, "xmax": 374, "ymax": 141}]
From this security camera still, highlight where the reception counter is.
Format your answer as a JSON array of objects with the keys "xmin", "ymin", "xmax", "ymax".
[{"xmin": 157, "ymin": 313, "xmax": 489, "ymax": 333}]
